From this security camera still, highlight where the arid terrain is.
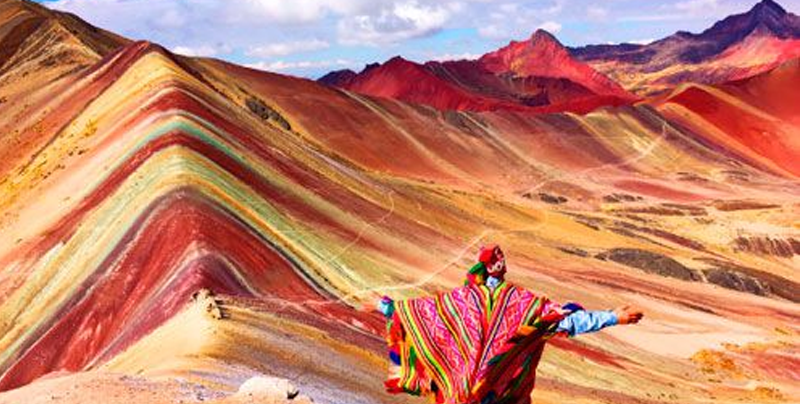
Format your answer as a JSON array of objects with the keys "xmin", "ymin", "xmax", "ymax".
[{"xmin": 0, "ymin": 0, "xmax": 798, "ymax": 403}]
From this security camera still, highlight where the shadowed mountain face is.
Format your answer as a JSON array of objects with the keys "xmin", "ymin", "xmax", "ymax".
[
  {"xmin": 0, "ymin": 1, "xmax": 799, "ymax": 404},
  {"xmin": 571, "ymin": 0, "xmax": 800, "ymax": 94}
]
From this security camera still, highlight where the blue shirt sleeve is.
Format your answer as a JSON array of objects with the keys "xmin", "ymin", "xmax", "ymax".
[
  {"xmin": 556, "ymin": 310, "xmax": 618, "ymax": 337},
  {"xmin": 378, "ymin": 297, "xmax": 395, "ymax": 319}
]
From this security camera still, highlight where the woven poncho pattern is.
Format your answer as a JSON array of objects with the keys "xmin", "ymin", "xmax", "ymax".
[{"xmin": 384, "ymin": 280, "xmax": 566, "ymax": 404}]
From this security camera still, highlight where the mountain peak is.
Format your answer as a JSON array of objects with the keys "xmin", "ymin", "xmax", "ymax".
[
  {"xmin": 386, "ymin": 55, "xmax": 411, "ymax": 64},
  {"xmin": 489, "ymin": 28, "xmax": 568, "ymax": 58},
  {"xmin": 695, "ymin": 0, "xmax": 799, "ymax": 46},
  {"xmin": 317, "ymin": 69, "xmax": 357, "ymax": 87},
  {"xmin": 0, "ymin": 0, "xmax": 127, "ymax": 68},
  {"xmin": 751, "ymin": 0, "xmax": 787, "ymax": 17},
  {"xmin": 2, "ymin": 0, "xmax": 44, "ymax": 14},
  {"xmin": 380, "ymin": 55, "xmax": 418, "ymax": 70},
  {"xmin": 530, "ymin": 29, "xmax": 560, "ymax": 43},
  {"xmin": 478, "ymin": 30, "xmax": 631, "ymax": 98}
]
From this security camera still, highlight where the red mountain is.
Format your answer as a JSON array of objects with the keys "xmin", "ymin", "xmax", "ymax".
[
  {"xmin": 335, "ymin": 56, "xmax": 526, "ymax": 111},
  {"xmin": 2, "ymin": 0, "xmax": 800, "ymax": 403},
  {"xmin": 658, "ymin": 58, "xmax": 800, "ymax": 178},
  {"xmin": 479, "ymin": 30, "xmax": 631, "ymax": 98},
  {"xmin": 425, "ymin": 59, "xmax": 599, "ymax": 107},
  {"xmin": 320, "ymin": 30, "xmax": 633, "ymax": 113}
]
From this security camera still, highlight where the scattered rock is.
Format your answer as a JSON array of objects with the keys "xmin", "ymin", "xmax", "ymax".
[
  {"xmin": 696, "ymin": 258, "xmax": 800, "ymax": 303},
  {"xmin": 191, "ymin": 289, "xmax": 224, "ymax": 320},
  {"xmin": 733, "ymin": 236, "xmax": 800, "ymax": 258},
  {"xmin": 712, "ymin": 200, "xmax": 780, "ymax": 212},
  {"xmin": 607, "ymin": 226, "xmax": 665, "ymax": 247},
  {"xmin": 557, "ymin": 246, "xmax": 589, "ymax": 257},
  {"xmin": 614, "ymin": 203, "xmax": 707, "ymax": 216},
  {"xmin": 537, "ymin": 192, "xmax": 568, "ymax": 204},
  {"xmin": 703, "ymin": 268, "xmax": 769, "ymax": 296},
  {"xmin": 613, "ymin": 221, "xmax": 706, "ymax": 252},
  {"xmin": 676, "ymin": 172, "xmax": 708, "ymax": 183},
  {"xmin": 245, "ymin": 97, "xmax": 292, "ymax": 131},
  {"xmin": 602, "ymin": 193, "xmax": 643, "ymax": 203},
  {"xmin": 720, "ymin": 169, "xmax": 750, "ymax": 182},
  {"xmin": 565, "ymin": 213, "xmax": 605, "ymax": 231},
  {"xmin": 596, "ymin": 248, "xmax": 701, "ymax": 281}
]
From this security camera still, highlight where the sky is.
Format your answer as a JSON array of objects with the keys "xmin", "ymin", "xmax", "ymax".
[{"xmin": 37, "ymin": 0, "xmax": 800, "ymax": 78}]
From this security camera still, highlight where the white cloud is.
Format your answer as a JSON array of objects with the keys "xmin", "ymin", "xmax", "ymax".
[
  {"xmin": 48, "ymin": 0, "xmax": 193, "ymax": 30},
  {"xmin": 51, "ymin": 0, "xmax": 727, "ymax": 75},
  {"xmin": 586, "ymin": 6, "xmax": 608, "ymax": 21},
  {"xmin": 673, "ymin": 0, "xmax": 720, "ymax": 13},
  {"xmin": 475, "ymin": 0, "xmax": 569, "ymax": 40},
  {"xmin": 246, "ymin": 59, "xmax": 353, "ymax": 72},
  {"xmin": 617, "ymin": 14, "xmax": 685, "ymax": 23},
  {"xmin": 220, "ymin": 0, "xmax": 363, "ymax": 24},
  {"xmin": 337, "ymin": 1, "xmax": 451, "ymax": 45},
  {"xmin": 429, "ymin": 52, "xmax": 481, "ymax": 61},
  {"xmin": 621, "ymin": 0, "xmax": 730, "ymax": 23},
  {"xmin": 478, "ymin": 24, "xmax": 509, "ymax": 40},
  {"xmin": 47, "ymin": 0, "xmax": 456, "ymax": 50},
  {"xmin": 246, "ymin": 39, "xmax": 329, "ymax": 58},
  {"xmin": 603, "ymin": 38, "xmax": 656, "ymax": 46},
  {"xmin": 537, "ymin": 21, "xmax": 562, "ymax": 34},
  {"xmin": 541, "ymin": 0, "xmax": 566, "ymax": 15},
  {"xmin": 499, "ymin": 3, "xmax": 518, "ymax": 14},
  {"xmin": 629, "ymin": 38, "xmax": 655, "ymax": 45},
  {"xmin": 172, "ymin": 45, "xmax": 219, "ymax": 57}
]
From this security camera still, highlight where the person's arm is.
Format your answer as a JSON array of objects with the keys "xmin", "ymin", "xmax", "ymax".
[
  {"xmin": 557, "ymin": 305, "xmax": 643, "ymax": 337},
  {"xmin": 556, "ymin": 310, "xmax": 616, "ymax": 336},
  {"xmin": 377, "ymin": 296, "xmax": 395, "ymax": 319}
]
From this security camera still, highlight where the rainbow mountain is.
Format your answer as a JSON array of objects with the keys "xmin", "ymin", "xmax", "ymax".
[{"xmin": 0, "ymin": 0, "xmax": 798, "ymax": 403}]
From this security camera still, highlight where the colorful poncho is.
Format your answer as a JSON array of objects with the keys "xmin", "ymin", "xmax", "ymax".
[{"xmin": 383, "ymin": 280, "xmax": 567, "ymax": 404}]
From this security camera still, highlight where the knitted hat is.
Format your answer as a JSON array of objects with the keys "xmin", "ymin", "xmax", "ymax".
[
  {"xmin": 480, "ymin": 245, "xmax": 506, "ymax": 277},
  {"xmin": 466, "ymin": 245, "xmax": 506, "ymax": 286},
  {"xmin": 478, "ymin": 245, "xmax": 502, "ymax": 265}
]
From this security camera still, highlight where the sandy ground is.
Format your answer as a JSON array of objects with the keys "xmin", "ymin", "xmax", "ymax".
[{"xmin": 0, "ymin": 371, "xmax": 319, "ymax": 404}]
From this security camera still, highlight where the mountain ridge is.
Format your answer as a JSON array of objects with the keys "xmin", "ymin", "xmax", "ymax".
[
  {"xmin": 323, "ymin": 0, "xmax": 800, "ymax": 98},
  {"xmin": 320, "ymin": 28, "xmax": 633, "ymax": 113},
  {"xmin": 0, "ymin": 1, "xmax": 799, "ymax": 404},
  {"xmin": 570, "ymin": 0, "xmax": 800, "ymax": 93}
]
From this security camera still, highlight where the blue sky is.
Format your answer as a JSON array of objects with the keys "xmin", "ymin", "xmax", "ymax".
[{"xmin": 37, "ymin": 0, "xmax": 800, "ymax": 78}]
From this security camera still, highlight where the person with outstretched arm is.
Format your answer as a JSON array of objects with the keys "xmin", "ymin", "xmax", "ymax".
[{"xmin": 374, "ymin": 245, "xmax": 643, "ymax": 404}]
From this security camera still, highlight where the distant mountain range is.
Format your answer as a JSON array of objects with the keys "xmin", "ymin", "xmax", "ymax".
[
  {"xmin": 0, "ymin": 0, "xmax": 799, "ymax": 402},
  {"xmin": 320, "ymin": 29, "xmax": 635, "ymax": 114},
  {"xmin": 321, "ymin": 0, "xmax": 800, "ymax": 110},
  {"xmin": 572, "ymin": 0, "xmax": 800, "ymax": 94}
]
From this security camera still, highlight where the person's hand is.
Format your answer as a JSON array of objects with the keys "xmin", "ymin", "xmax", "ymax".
[{"xmin": 613, "ymin": 304, "xmax": 643, "ymax": 325}]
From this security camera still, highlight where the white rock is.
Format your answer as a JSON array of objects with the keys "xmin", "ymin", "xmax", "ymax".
[{"xmin": 237, "ymin": 376, "xmax": 300, "ymax": 400}]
